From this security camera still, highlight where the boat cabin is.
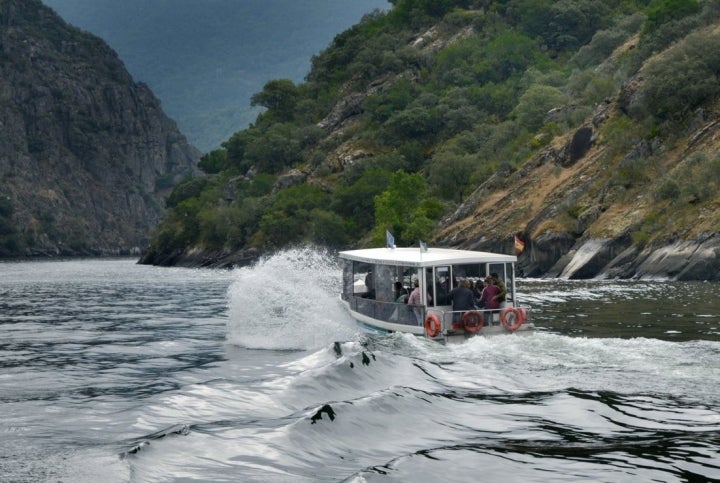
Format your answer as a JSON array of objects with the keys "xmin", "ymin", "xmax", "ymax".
[{"xmin": 339, "ymin": 247, "xmax": 526, "ymax": 338}]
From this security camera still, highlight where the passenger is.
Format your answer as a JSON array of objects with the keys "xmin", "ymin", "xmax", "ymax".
[
  {"xmin": 480, "ymin": 277, "xmax": 500, "ymax": 325},
  {"xmin": 395, "ymin": 281, "xmax": 409, "ymax": 303},
  {"xmin": 394, "ymin": 281, "xmax": 407, "ymax": 298},
  {"xmin": 406, "ymin": 280, "xmax": 422, "ymax": 305},
  {"xmin": 407, "ymin": 279, "xmax": 430, "ymax": 324},
  {"xmin": 490, "ymin": 272, "xmax": 507, "ymax": 307},
  {"xmin": 448, "ymin": 279, "xmax": 476, "ymax": 329},
  {"xmin": 473, "ymin": 279, "xmax": 486, "ymax": 308},
  {"xmin": 363, "ymin": 271, "xmax": 375, "ymax": 299}
]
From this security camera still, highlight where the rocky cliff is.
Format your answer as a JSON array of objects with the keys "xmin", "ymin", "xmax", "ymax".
[
  {"xmin": 0, "ymin": 0, "xmax": 199, "ymax": 256},
  {"xmin": 434, "ymin": 65, "xmax": 720, "ymax": 281}
]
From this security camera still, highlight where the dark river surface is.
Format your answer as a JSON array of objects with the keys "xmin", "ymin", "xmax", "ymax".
[{"xmin": 1, "ymin": 250, "xmax": 718, "ymax": 482}]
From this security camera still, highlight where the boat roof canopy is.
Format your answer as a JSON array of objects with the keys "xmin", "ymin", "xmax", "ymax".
[{"xmin": 339, "ymin": 247, "xmax": 516, "ymax": 267}]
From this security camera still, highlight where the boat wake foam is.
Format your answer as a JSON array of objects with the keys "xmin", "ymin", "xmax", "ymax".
[{"xmin": 225, "ymin": 246, "xmax": 358, "ymax": 350}]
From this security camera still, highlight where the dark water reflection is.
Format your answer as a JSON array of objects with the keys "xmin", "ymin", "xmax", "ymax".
[{"xmin": 520, "ymin": 279, "xmax": 720, "ymax": 341}]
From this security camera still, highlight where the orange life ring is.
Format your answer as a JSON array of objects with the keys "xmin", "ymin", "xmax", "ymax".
[
  {"xmin": 500, "ymin": 307, "xmax": 526, "ymax": 332},
  {"xmin": 461, "ymin": 310, "xmax": 484, "ymax": 334},
  {"xmin": 424, "ymin": 313, "xmax": 442, "ymax": 338}
]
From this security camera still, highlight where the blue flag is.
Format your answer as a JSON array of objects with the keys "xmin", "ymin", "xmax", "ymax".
[
  {"xmin": 419, "ymin": 240, "xmax": 427, "ymax": 252},
  {"xmin": 386, "ymin": 230, "xmax": 395, "ymax": 249}
]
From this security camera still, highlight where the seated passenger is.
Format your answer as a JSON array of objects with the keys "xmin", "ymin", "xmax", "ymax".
[
  {"xmin": 362, "ymin": 271, "xmax": 375, "ymax": 299},
  {"xmin": 394, "ymin": 281, "xmax": 408, "ymax": 303}
]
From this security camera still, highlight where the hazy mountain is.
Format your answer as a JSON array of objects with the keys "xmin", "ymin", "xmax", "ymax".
[
  {"xmin": 0, "ymin": 0, "xmax": 200, "ymax": 257},
  {"xmin": 42, "ymin": 0, "xmax": 390, "ymax": 152}
]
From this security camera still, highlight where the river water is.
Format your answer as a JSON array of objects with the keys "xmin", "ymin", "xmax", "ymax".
[{"xmin": 1, "ymin": 248, "xmax": 719, "ymax": 482}]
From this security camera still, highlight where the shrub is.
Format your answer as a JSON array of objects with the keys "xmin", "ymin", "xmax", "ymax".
[
  {"xmin": 633, "ymin": 30, "xmax": 720, "ymax": 121},
  {"xmin": 570, "ymin": 14, "xmax": 644, "ymax": 69},
  {"xmin": 165, "ymin": 177, "xmax": 210, "ymax": 208},
  {"xmin": 427, "ymin": 151, "xmax": 477, "ymax": 203},
  {"xmin": 644, "ymin": 0, "xmax": 699, "ymax": 33},
  {"xmin": 512, "ymin": 85, "xmax": 567, "ymax": 132},
  {"xmin": 308, "ymin": 209, "xmax": 351, "ymax": 247},
  {"xmin": 198, "ymin": 149, "xmax": 228, "ymax": 174},
  {"xmin": 520, "ymin": 0, "xmax": 611, "ymax": 52},
  {"xmin": 654, "ymin": 179, "xmax": 680, "ymax": 201}
]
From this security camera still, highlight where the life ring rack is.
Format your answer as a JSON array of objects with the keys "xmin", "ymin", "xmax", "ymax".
[
  {"xmin": 424, "ymin": 313, "xmax": 442, "ymax": 338},
  {"xmin": 461, "ymin": 310, "xmax": 484, "ymax": 334},
  {"xmin": 500, "ymin": 307, "xmax": 527, "ymax": 332}
]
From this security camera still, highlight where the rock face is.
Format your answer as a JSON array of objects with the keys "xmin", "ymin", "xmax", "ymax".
[
  {"xmin": 0, "ymin": 0, "xmax": 199, "ymax": 256},
  {"xmin": 434, "ymin": 111, "xmax": 720, "ymax": 281}
]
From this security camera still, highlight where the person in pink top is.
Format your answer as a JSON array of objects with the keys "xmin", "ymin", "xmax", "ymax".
[
  {"xmin": 406, "ymin": 279, "xmax": 422, "ymax": 305},
  {"xmin": 407, "ymin": 279, "xmax": 431, "ymax": 324},
  {"xmin": 479, "ymin": 277, "xmax": 500, "ymax": 310}
]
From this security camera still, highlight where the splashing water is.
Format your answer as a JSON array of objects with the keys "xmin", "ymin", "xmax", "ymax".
[{"xmin": 226, "ymin": 247, "xmax": 358, "ymax": 350}]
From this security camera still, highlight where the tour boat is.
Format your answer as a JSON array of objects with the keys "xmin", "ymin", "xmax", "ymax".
[{"xmin": 339, "ymin": 246, "xmax": 534, "ymax": 342}]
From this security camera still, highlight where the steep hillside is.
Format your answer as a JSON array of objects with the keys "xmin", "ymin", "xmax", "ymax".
[
  {"xmin": 42, "ymin": 0, "xmax": 390, "ymax": 152},
  {"xmin": 140, "ymin": 0, "xmax": 720, "ymax": 280},
  {"xmin": 436, "ymin": 24, "xmax": 720, "ymax": 280},
  {"xmin": 0, "ymin": 0, "xmax": 200, "ymax": 257}
]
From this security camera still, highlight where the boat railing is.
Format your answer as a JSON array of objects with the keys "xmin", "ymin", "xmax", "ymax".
[
  {"xmin": 438, "ymin": 309, "xmax": 504, "ymax": 329},
  {"xmin": 348, "ymin": 296, "xmax": 530, "ymax": 333},
  {"xmin": 348, "ymin": 295, "xmax": 425, "ymax": 327},
  {"xmin": 440, "ymin": 306, "xmax": 528, "ymax": 331}
]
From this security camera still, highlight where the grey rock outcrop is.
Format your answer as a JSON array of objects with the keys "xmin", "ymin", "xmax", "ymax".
[{"xmin": 0, "ymin": 0, "xmax": 199, "ymax": 257}]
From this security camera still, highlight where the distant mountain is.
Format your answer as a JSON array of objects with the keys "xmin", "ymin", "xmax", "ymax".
[
  {"xmin": 41, "ymin": 0, "xmax": 390, "ymax": 152},
  {"xmin": 0, "ymin": 0, "xmax": 199, "ymax": 257}
]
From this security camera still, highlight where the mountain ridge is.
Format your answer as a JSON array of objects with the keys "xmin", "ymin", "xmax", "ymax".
[{"xmin": 0, "ymin": 0, "xmax": 200, "ymax": 256}]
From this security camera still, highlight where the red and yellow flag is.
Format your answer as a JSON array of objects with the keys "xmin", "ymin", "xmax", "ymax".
[{"xmin": 514, "ymin": 235, "xmax": 525, "ymax": 254}]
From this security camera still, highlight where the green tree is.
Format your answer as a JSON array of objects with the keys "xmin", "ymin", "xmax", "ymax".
[
  {"xmin": 373, "ymin": 171, "xmax": 443, "ymax": 246},
  {"xmin": 513, "ymin": 85, "xmax": 567, "ymax": 131},
  {"xmin": 427, "ymin": 151, "xmax": 477, "ymax": 203},
  {"xmin": 165, "ymin": 177, "xmax": 211, "ymax": 209},
  {"xmin": 243, "ymin": 123, "xmax": 304, "ymax": 173},
  {"xmin": 198, "ymin": 149, "xmax": 228, "ymax": 174},
  {"xmin": 332, "ymin": 168, "xmax": 393, "ymax": 233},
  {"xmin": 644, "ymin": 0, "xmax": 700, "ymax": 33},
  {"xmin": 256, "ymin": 184, "xmax": 330, "ymax": 247},
  {"xmin": 250, "ymin": 79, "xmax": 299, "ymax": 120},
  {"xmin": 308, "ymin": 209, "xmax": 351, "ymax": 247},
  {"xmin": 632, "ymin": 30, "xmax": 720, "ymax": 121}
]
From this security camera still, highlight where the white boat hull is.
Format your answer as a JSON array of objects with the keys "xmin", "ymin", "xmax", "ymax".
[{"xmin": 345, "ymin": 302, "xmax": 535, "ymax": 341}]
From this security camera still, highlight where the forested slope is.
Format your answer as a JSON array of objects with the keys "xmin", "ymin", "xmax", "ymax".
[{"xmin": 141, "ymin": 0, "xmax": 720, "ymax": 280}]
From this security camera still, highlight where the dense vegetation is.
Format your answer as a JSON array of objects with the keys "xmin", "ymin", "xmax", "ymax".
[{"xmin": 142, "ymin": 0, "xmax": 720, "ymax": 262}]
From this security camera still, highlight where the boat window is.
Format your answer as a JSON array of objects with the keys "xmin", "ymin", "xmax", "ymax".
[
  {"xmin": 430, "ymin": 266, "xmax": 451, "ymax": 306},
  {"xmin": 451, "ymin": 263, "xmax": 487, "ymax": 288},
  {"xmin": 374, "ymin": 264, "xmax": 396, "ymax": 303},
  {"xmin": 391, "ymin": 266, "xmax": 415, "ymax": 302},
  {"xmin": 504, "ymin": 263, "xmax": 515, "ymax": 303},
  {"xmin": 342, "ymin": 259, "xmax": 354, "ymax": 300},
  {"xmin": 351, "ymin": 261, "xmax": 375, "ymax": 299}
]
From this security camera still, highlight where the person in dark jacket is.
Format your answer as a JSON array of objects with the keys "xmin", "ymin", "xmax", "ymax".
[{"xmin": 449, "ymin": 279, "xmax": 476, "ymax": 328}]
